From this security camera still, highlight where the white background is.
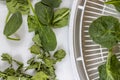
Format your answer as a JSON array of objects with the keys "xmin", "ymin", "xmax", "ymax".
[{"xmin": 0, "ymin": 0, "xmax": 74, "ymax": 80}]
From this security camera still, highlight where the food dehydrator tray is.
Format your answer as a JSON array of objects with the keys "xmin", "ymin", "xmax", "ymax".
[{"xmin": 69, "ymin": 0, "xmax": 120, "ymax": 80}]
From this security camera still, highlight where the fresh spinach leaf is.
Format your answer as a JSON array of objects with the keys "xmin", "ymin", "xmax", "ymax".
[
  {"xmin": 3, "ymin": 12, "xmax": 22, "ymax": 39},
  {"xmin": 98, "ymin": 51, "xmax": 120, "ymax": 80},
  {"xmin": 41, "ymin": 0, "xmax": 62, "ymax": 8},
  {"xmin": 89, "ymin": 16, "xmax": 119, "ymax": 49},
  {"xmin": 53, "ymin": 8, "xmax": 70, "ymax": 28},
  {"xmin": 35, "ymin": 2, "xmax": 53, "ymax": 25},
  {"xmin": 6, "ymin": 0, "xmax": 30, "ymax": 14},
  {"xmin": 105, "ymin": 0, "xmax": 120, "ymax": 12}
]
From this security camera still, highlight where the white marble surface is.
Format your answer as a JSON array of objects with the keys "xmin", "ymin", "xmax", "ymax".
[{"xmin": 0, "ymin": 0, "xmax": 74, "ymax": 80}]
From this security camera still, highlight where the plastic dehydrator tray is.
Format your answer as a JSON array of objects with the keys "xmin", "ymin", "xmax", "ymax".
[{"xmin": 69, "ymin": 0, "xmax": 120, "ymax": 80}]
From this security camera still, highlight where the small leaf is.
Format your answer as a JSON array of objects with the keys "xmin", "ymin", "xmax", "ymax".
[
  {"xmin": 41, "ymin": 0, "xmax": 62, "ymax": 8},
  {"xmin": 54, "ymin": 49, "xmax": 66, "ymax": 61},
  {"xmin": 27, "ymin": 15, "xmax": 38, "ymax": 32},
  {"xmin": 0, "ymin": 71, "xmax": 6, "ymax": 78},
  {"xmin": 4, "ymin": 68, "xmax": 16, "ymax": 76},
  {"xmin": 44, "ymin": 57, "xmax": 55, "ymax": 67},
  {"xmin": 1, "ymin": 53, "xmax": 12, "ymax": 64},
  {"xmin": 53, "ymin": 8, "xmax": 70, "ymax": 28},
  {"xmin": 32, "ymin": 34, "xmax": 42, "ymax": 47},
  {"xmin": 4, "ymin": 12, "xmax": 22, "ymax": 37},
  {"xmin": 30, "ymin": 45, "xmax": 41, "ymax": 55},
  {"xmin": 35, "ymin": 2, "xmax": 54, "ymax": 25},
  {"xmin": 26, "ymin": 62, "xmax": 40, "ymax": 70},
  {"xmin": 6, "ymin": 0, "xmax": 30, "ymax": 14},
  {"xmin": 31, "ymin": 71, "xmax": 49, "ymax": 80},
  {"xmin": 27, "ymin": 57, "xmax": 35, "ymax": 64},
  {"xmin": 7, "ymin": 76, "xmax": 19, "ymax": 80}
]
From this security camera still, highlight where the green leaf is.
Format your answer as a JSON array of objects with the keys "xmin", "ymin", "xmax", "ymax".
[
  {"xmin": 6, "ymin": 0, "xmax": 30, "ymax": 14},
  {"xmin": 27, "ymin": 57, "xmax": 35, "ymax": 64},
  {"xmin": 35, "ymin": 2, "xmax": 53, "ymax": 25},
  {"xmin": 27, "ymin": 15, "xmax": 38, "ymax": 32},
  {"xmin": 41, "ymin": 0, "xmax": 62, "ymax": 8},
  {"xmin": 98, "ymin": 51, "xmax": 120, "ymax": 80},
  {"xmin": 7, "ymin": 76, "xmax": 19, "ymax": 80},
  {"xmin": 1, "ymin": 53, "xmax": 12, "ymax": 64},
  {"xmin": 38, "ymin": 26, "xmax": 57, "ymax": 51},
  {"xmin": 89, "ymin": 16, "xmax": 120, "ymax": 49},
  {"xmin": 44, "ymin": 57, "xmax": 55, "ymax": 67},
  {"xmin": 54, "ymin": 49, "xmax": 66, "ymax": 61},
  {"xmin": 31, "ymin": 71, "xmax": 49, "ymax": 80},
  {"xmin": 26, "ymin": 62, "xmax": 40, "ymax": 70},
  {"xmin": 4, "ymin": 12, "xmax": 22, "ymax": 36},
  {"xmin": 4, "ymin": 68, "xmax": 16, "ymax": 76},
  {"xmin": 30, "ymin": 45, "xmax": 41, "ymax": 55},
  {"xmin": 32, "ymin": 34, "xmax": 42, "ymax": 47},
  {"xmin": 53, "ymin": 8, "xmax": 70, "ymax": 28},
  {"xmin": 105, "ymin": 0, "xmax": 120, "ymax": 12},
  {"xmin": 0, "ymin": 71, "xmax": 6, "ymax": 78}
]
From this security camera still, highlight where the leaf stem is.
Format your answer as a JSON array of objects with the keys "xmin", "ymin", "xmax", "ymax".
[
  {"xmin": 106, "ymin": 49, "xmax": 113, "ymax": 67},
  {"xmin": 5, "ymin": 11, "xmax": 11, "ymax": 23},
  {"xmin": 7, "ymin": 36, "xmax": 20, "ymax": 41},
  {"xmin": 53, "ymin": 9, "xmax": 70, "ymax": 23}
]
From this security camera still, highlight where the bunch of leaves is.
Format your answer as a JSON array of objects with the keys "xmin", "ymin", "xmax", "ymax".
[
  {"xmin": 105, "ymin": 0, "xmax": 120, "ymax": 12},
  {"xmin": 27, "ymin": 0, "xmax": 70, "ymax": 51},
  {"xmin": 3, "ymin": 0, "xmax": 30, "ymax": 40},
  {"xmin": 89, "ymin": 16, "xmax": 120, "ymax": 80}
]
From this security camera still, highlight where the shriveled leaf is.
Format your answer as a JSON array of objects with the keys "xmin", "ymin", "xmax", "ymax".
[
  {"xmin": 27, "ymin": 15, "xmax": 38, "ymax": 32},
  {"xmin": 6, "ymin": 0, "xmax": 30, "ymax": 14},
  {"xmin": 4, "ymin": 68, "xmax": 15, "ymax": 76},
  {"xmin": 0, "ymin": 71, "xmax": 6, "ymax": 78},
  {"xmin": 27, "ymin": 57, "xmax": 35, "ymax": 64},
  {"xmin": 53, "ymin": 8, "xmax": 70, "ymax": 28},
  {"xmin": 35, "ymin": 2, "xmax": 53, "ymax": 25},
  {"xmin": 31, "ymin": 71, "xmax": 49, "ymax": 80},
  {"xmin": 30, "ymin": 45, "xmax": 41, "ymax": 55},
  {"xmin": 54, "ymin": 49, "xmax": 66, "ymax": 61},
  {"xmin": 4, "ymin": 12, "xmax": 22, "ymax": 36},
  {"xmin": 32, "ymin": 34, "xmax": 42, "ymax": 47},
  {"xmin": 41, "ymin": 0, "xmax": 62, "ymax": 8},
  {"xmin": 1, "ymin": 53, "xmax": 12, "ymax": 64},
  {"xmin": 26, "ymin": 62, "xmax": 40, "ymax": 70}
]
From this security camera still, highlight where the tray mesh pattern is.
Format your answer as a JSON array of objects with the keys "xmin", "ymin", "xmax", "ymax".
[{"xmin": 81, "ymin": 0, "xmax": 120, "ymax": 80}]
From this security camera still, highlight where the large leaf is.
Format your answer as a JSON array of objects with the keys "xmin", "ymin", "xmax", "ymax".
[
  {"xmin": 89, "ymin": 16, "xmax": 120, "ymax": 49},
  {"xmin": 98, "ymin": 52, "xmax": 120, "ymax": 80},
  {"xmin": 53, "ymin": 8, "xmax": 70, "ymax": 28},
  {"xmin": 6, "ymin": 0, "xmax": 30, "ymax": 14},
  {"xmin": 35, "ymin": 2, "xmax": 53, "ymax": 25},
  {"xmin": 105, "ymin": 0, "xmax": 120, "ymax": 12},
  {"xmin": 41, "ymin": 0, "xmax": 62, "ymax": 8},
  {"xmin": 4, "ymin": 12, "xmax": 22, "ymax": 36},
  {"xmin": 38, "ymin": 25, "xmax": 57, "ymax": 51}
]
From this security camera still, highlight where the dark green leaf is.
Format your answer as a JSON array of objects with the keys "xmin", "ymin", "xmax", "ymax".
[
  {"xmin": 1, "ymin": 53, "xmax": 12, "ymax": 64},
  {"xmin": 4, "ymin": 12, "xmax": 22, "ymax": 36},
  {"xmin": 27, "ymin": 15, "xmax": 38, "ymax": 32},
  {"xmin": 35, "ymin": 2, "xmax": 53, "ymax": 25},
  {"xmin": 89, "ymin": 16, "xmax": 119, "ymax": 49},
  {"xmin": 38, "ymin": 26, "xmax": 57, "ymax": 51},
  {"xmin": 6, "ymin": 0, "xmax": 30, "ymax": 14},
  {"xmin": 30, "ymin": 45, "xmax": 41, "ymax": 55},
  {"xmin": 26, "ymin": 62, "xmax": 40, "ymax": 70},
  {"xmin": 53, "ymin": 8, "xmax": 70, "ymax": 28},
  {"xmin": 32, "ymin": 34, "xmax": 42, "ymax": 47},
  {"xmin": 105, "ymin": 0, "xmax": 120, "ymax": 12},
  {"xmin": 54, "ymin": 49, "xmax": 66, "ymax": 61},
  {"xmin": 0, "ymin": 71, "xmax": 6, "ymax": 78},
  {"xmin": 41, "ymin": 0, "xmax": 62, "ymax": 8}
]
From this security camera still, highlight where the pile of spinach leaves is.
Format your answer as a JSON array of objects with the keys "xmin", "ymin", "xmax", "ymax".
[
  {"xmin": 89, "ymin": 7, "xmax": 120, "ymax": 80},
  {"xmin": 0, "ymin": 0, "xmax": 70, "ymax": 80}
]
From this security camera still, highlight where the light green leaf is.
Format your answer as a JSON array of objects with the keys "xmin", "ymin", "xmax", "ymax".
[
  {"xmin": 32, "ymin": 34, "xmax": 42, "ymax": 47},
  {"xmin": 54, "ymin": 49, "xmax": 66, "ymax": 61},
  {"xmin": 53, "ymin": 8, "xmax": 70, "ymax": 28},
  {"xmin": 30, "ymin": 45, "xmax": 40, "ymax": 55}
]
